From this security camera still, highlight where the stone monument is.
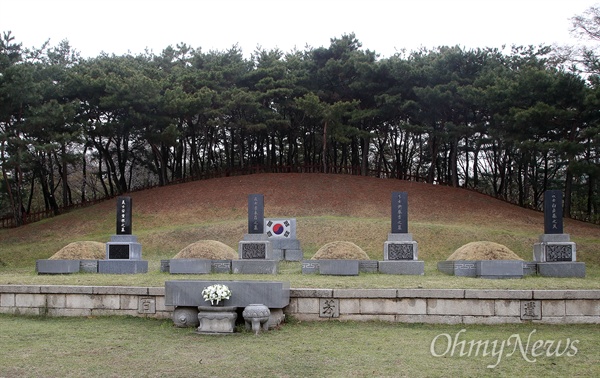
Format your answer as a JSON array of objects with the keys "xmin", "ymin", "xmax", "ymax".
[
  {"xmin": 234, "ymin": 194, "xmax": 277, "ymax": 274},
  {"xmin": 265, "ymin": 218, "xmax": 303, "ymax": 261},
  {"xmin": 99, "ymin": 196, "xmax": 148, "ymax": 274},
  {"xmin": 379, "ymin": 192, "xmax": 424, "ymax": 275},
  {"xmin": 534, "ymin": 190, "xmax": 585, "ymax": 277}
]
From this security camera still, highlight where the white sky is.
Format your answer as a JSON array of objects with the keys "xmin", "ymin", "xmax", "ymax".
[{"xmin": 1, "ymin": 0, "xmax": 597, "ymax": 59}]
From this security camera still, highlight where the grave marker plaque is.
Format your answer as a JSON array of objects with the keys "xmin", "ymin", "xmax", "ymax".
[
  {"xmin": 116, "ymin": 196, "xmax": 132, "ymax": 235},
  {"xmin": 391, "ymin": 192, "xmax": 408, "ymax": 233},
  {"xmin": 544, "ymin": 190, "xmax": 563, "ymax": 234},
  {"xmin": 248, "ymin": 194, "xmax": 264, "ymax": 234}
]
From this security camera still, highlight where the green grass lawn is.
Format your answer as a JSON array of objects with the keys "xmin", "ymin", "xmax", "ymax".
[{"xmin": 0, "ymin": 314, "xmax": 597, "ymax": 377}]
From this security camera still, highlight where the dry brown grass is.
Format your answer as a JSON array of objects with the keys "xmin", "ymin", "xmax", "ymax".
[
  {"xmin": 172, "ymin": 240, "xmax": 238, "ymax": 260},
  {"xmin": 446, "ymin": 241, "xmax": 524, "ymax": 261},
  {"xmin": 311, "ymin": 241, "xmax": 370, "ymax": 260},
  {"xmin": 48, "ymin": 241, "xmax": 106, "ymax": 260}
]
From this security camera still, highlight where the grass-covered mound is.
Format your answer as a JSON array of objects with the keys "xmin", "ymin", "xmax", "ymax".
[
  {"xmin": 447, "ymin": 241, "xmax": 524, "ymax": 261},
  {"xmin": 311, "ymin": 241, "xmax": 370, "ymax": 260},
  {"xmin": 49, "ymin": 241, "xmax": 106, "ymax": 260},
  {"xmin": 173, "ymin": 240, "xmax": 238, "ymax": 260}
]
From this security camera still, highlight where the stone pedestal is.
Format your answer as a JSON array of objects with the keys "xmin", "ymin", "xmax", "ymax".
[
  {"xmin": 475, "ymin": 260, "xmax": 524, "ymax": 279},
  {"xmin": 533, "ymin": 234, "xmax": 584, "ymax": 277},
  {"xmin": 197, "ymin": 306, "xmax": 237, "ymax": 334},
  {"xmin": 242, "ymin": 304, "xmax": 270, "ymax": 335},
  {"xmin": 533, "ymin": 234, "xmax": 576, "ymax": 262},
  {"xmin": 106, "ymin": 235, "xmax": 143, "ymax": 260},
  {"xmin": 380, "ymin": 233, "xmax": 424, "ymax": 275},
  {"xmin": 239, "ymin": 234, "xmax": 274, "ymax": 260}
]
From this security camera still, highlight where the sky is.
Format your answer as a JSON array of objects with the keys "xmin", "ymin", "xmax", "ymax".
[{"xmin": 1, "ymin": 0, "xmax": 598, "ymax": 59}]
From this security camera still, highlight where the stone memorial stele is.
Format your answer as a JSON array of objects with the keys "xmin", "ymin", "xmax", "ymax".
[
  {"xmin": 237, "ymin": 194, "xmax": 277, "ymax": 274},
  {"xmin": 379, "ymin": 191, "xmax": 424, "ymax": 275},
  {"xmin": 265, "ymin": 218, "xmax": 304, "ymax": 261},
  {"xmin": 534, "ymin": 190, "xmax": 585, "ymax": 277},
  {"xmin": 100, "ymin": 196, "xmax": 148, "ymax": 274}
]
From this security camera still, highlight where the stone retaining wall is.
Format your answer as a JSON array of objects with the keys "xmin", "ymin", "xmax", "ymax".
[{"xmin": 1, "ymin": 285, "xmax": 598, "ymax": 324}]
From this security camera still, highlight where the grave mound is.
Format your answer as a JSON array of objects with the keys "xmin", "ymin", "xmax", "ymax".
[
  {"xmin": 49, "ymin": 241, "xmax": 106, "ymax": 260},
  {"xmin": 447, "ymin": 241, "xmax": 523, "ymax": 261},
  {"xmin": 173, "ymin": 240, "xmax": 238, "ymax": 260},
  {"xmin": 312, "ymin": 241, "xmax": 370, "ymax": 260}
]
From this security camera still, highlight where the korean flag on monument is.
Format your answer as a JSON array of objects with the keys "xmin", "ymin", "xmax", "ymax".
[{"xmin": 265, "ymin": 219, "xmax": 291, "ymax": 238}]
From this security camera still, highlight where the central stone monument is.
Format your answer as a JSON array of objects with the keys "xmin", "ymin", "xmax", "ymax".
[
  {"xmin": 234, "ymin": 194, "xmax": 277, "ymax": 274},
  {"xmin": 378, "ymin": 192, "xmax": 424, "ymax": 275},
  {"xmin": 99, "ymin": 196, "xmax": 148, "ymax": 274},
  {"xmin": 533, "ymin": 190, "xmax": 585, "ymax": 277}
]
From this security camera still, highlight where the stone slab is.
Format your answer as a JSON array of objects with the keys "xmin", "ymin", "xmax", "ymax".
[
  {"xmin": 384, "ymin": 241, "xmax": 418, "ymax": 260},
  {"xmin": 169, "ymin": 259, "xmax": 212, "ymax": 274},
  {"xmin": 165, "ymin": 280, "xmax": 290, "ymax": 308},
  {"xmin": 36, "ymin": 260, "xmax": 80, "ymax": 274},
  {"xmin": 211, "ymin": 260, "xmax": 232, "ymax": 274},
  {"xmin": 270, "ymin": 238, "xmax": 301, "ymax": 250},
  {"xmin": 79, "ymin": 260, "xmax": 98, "ymax": 273},
  {"xmin": 109, "ymin": 234, "xmax": 138, "ymax": 243},
  {"xmin": 437, "ymin": 260, "xmax": 477, "ymax": 277},
  {"xmin": 378, "ymin": 260, "xmax": 425, "ymax": 275},
  {"xmin": 301, "ymin": 260, "xmax": 320, "ymax": 274},
  {"xmin": 231, "ymin": 260, "xmax": 278, "ymax": 274},
  {"xmin": 539, "ymin": 234, "xmax": 571, "ymax": 242},
  {"xmin": 242, "ymin": 233, "xmax": 268, "ymax": 241},
  {"xmin": 533, "ymin": 242, "xmax": 576, "ymax": 262},
  {"xmin": 98, "ymin": 260, "xmax": 148, "ymax": 274},
  {"xmin": 283, "ymin": 249, "xmax": 304, "ymax": 261},
  {"xmin": 106, "ymin": 242, "xmax": 142, "ymax": 260},
  {"xmin": 317, "ymin": 260, "xmax": 359, "ymax": 276},
  {"xmin": 238, "ymin": 240, "xmax": 273, "ymax": 259},
  {"xmin": 537, "ymin": 262, "xmax": 586, "ymax": 278},
  {"xmin": 475, "ymin": 260, "xmax": 524, "ymax": 279},
  {"xmin": 387, "ymin": 233, "xmax": 414, "ymax": 242},
  {"xmin": 160, "ymin": 259, "xmax": 170, "ymax": 273},
  {"xmin": 523, "ymin": 262, "xmax": 537, "ymax": 276},
  {"xmin": 359, "ymin": 260, "xmax": 379, "ymax": 273}
]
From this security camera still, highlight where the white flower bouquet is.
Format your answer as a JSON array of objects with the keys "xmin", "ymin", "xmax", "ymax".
[{"xmin": 201, "ymin": 284, "xmax": 232, "ymax": 305}]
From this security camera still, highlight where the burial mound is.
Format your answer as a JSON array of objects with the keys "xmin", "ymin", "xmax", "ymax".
[
  {"xmin": 447, "ymin": 241, "xmax": 523, "ymax": 261},
  {"xmin": 312, "ymin": 241, "xmax": 370, "ymax": 260},
  {"xmin": 49, "ymin": 241, "xmax": 106, "ymax": 260},
  {"xmin": 173, "ymin": 240, "xmax": 238, "ymax": 260}
]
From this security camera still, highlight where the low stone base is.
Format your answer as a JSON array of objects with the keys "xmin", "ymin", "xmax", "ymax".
[
  {"xmin": 537, "ymin": 262, "xmax": 586, "ymax": 278},
  {"xmin": 359, "ymin": 260, "xmax": 379, "ymax": 273},
  {"xmin": 316, "ymin": 260, "xmax": 359, "ymax": 276},
  {"xmin": 476, "ymin": 260, "xmax": 523, "ymax": 279},
  {"xmin": 79, "ymin": 259, "xmax": 98, "ymax": 273},
  {"xmin": 379, "ymin": 260, "xmax": 424, "ymax": 275},
  {"xmin": 438, "ymin": 260, "xmax": 534, "ymax": 278},
  {"xmin": 197, "ymin": 306, "xmax": 237, "ymax": 334},
  {"xmin": 283, "ymin": 249, "xmax": 304, "ymax": 261},
  {"xmin": 36, "ymin": 260, "xmax": 80, "ymax": 274},
  {"xmin": 169, "ymin": 259, "xmax": 212, "ymax": 274},
  {"xmin": 98, "ymin": 260, "xmax": 148, "ymax": 274},
  {"xmin": 232, "ymin": 259, "xmax": 278, "ymax": 274}
]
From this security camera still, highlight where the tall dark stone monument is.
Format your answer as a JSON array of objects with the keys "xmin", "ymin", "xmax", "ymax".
[
  {"xmin": 391, "ymin": 191, "xmax": 409, "ymax": 234},
  {"xmin": 534, "ymin": 190, "xmax": 584, "ymax": 277},
  {"xmin": 236, "ymin": 194, "xmax": 276, "ymax": 274},
  {"xmin": 543, "ymin": 190, "xmax": 563, "ymax": 234},
  {"xmin": 101, "ymin": 196, "xmax": 147, "ymax": 274},
  {"xmin": 380, "ymin": 192, "xmax": 424, "ymax": 275},
  {"xmin": 116, "ymin": 196, "xmax": 132, "ymax": 235},
  {"xmin": 248, "ymin": 194, "xmax": 265, "ymax": 234}
]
